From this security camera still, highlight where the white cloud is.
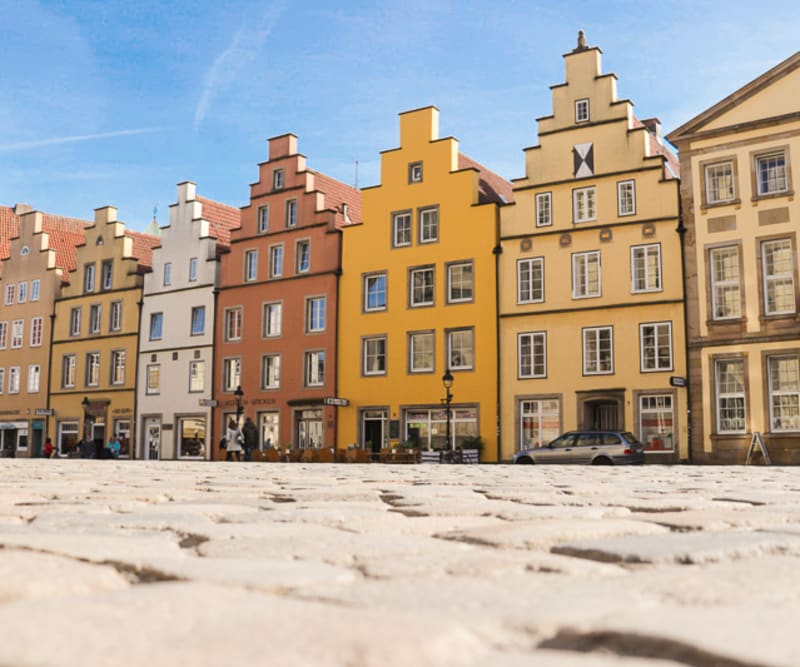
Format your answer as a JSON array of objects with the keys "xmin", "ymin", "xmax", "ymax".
[
  {"xmin": 0, "ymin": 128, "xmax": 160, "ymax": 152},
  {"xmin": 193, "ymin": 3, "xmax": 286, "ymax": 129}
]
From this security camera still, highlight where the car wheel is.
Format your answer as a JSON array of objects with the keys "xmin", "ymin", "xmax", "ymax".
[
  {"xmin": 515, "ymin": 456, "xmax": 534, "ymax": 465},
  {"xmin": 592, "ymin": 457, "xmax": 612, "ymax": 465}
]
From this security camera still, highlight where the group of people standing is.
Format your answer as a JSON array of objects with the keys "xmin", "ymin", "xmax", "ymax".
[{"xmin": 222, "ymin": 416, "xmax": 258, "ymax": 461}]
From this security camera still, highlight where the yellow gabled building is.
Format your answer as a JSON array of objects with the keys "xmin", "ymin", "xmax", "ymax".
[
  {"xmin": 48, "ymin": 207, "xmax": 158, "ymax": 456},
  {"xmin": 498, "ymin": 33, "xmax": 687, "ymax": 462},
  {"xmin": 337, "ymin": 106, "xmax": 511, "ymax": 461}
]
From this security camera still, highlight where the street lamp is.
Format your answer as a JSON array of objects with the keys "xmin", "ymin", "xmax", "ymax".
[
  {"xmin": 442, "ymin": 369, "xmax": 454, "ymax": 453},
  {"xmin": 81, "ymin": 396, "xmax": 90, "ymax": 439},
  {"xmin": 234, "ymin": 385, "xmax": 244, "ymax": 425}
]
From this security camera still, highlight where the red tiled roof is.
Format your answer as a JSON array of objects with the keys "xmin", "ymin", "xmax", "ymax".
[
  {"xmin": 313, "ymin": 172, "xmax": 362, "ymax": 229},
  {"xmin": 633, "ymin": 117, "xmax": 680, "ymax": 180},
  {"xmin": 125, "ymin": 230, "xmax": 161, "ymax": 272},
  {"xmin": 458, "ymin": 154, "xmax": 514, "ymax": 205},
  {"xmin": 0, "ymin": 206, "xmax": 19, "ymax": 261},
  {"xmin": 196, "ymin": 195, "xmax": 241, "ymax": 251}
]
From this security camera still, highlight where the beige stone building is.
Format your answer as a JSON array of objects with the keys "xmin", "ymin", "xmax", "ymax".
[{"xmin": 667, "ymin": 51, "xmax": 800, "ymax": 463}]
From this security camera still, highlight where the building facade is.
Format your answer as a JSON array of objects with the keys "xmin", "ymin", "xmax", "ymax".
[
  {"xmin": 213, "ymin": 134, "xmax": 360, "ymax": 457},
  {"xmin": 336, "ymin": 106, "xmax": 511, "ymax": 461},
  {"xmin": 0, "ymin": 205, "xmax": 87, "ymax": 456},
  {"xmin": 48, "ymin": 206, "xmax": 158, "ymax": 456},
  {"xmin": 667, "ymin": 51, "xmax": 800, "ymax": 463},
  {"xmin": 498, "ymin": 34, "xmax": 687, "ymax": 461},
  {"xmin": 136, "ymin": 182, "xmax": 240, "ymax": 460}
]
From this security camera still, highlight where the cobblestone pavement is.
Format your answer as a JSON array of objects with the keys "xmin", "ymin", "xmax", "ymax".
[{"xmin": 1, "ymin": 461, "xmax": 798, "ymax": 667}]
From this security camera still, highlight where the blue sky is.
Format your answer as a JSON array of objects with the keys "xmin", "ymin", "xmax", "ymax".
[{"xmin": 1, "ymin": 0, "xmax": 798, "ymax": 231}]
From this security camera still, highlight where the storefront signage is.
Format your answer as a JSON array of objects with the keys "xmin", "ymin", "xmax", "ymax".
[
  {"xmin": 199, "ymin": 399, "xmax": 218, "ymax": 407},
  {"xmin": 324, "ymin": 397, "xmax": 349, "ymax": 407},
  {"xmin": 112, "ymin": 408, "xmax": 132, "ymax": 415},
  {"xmin": 34, "ymin": 408, "xmax": 54, "ymax": 416},
  {"xmin": 669, "ymin": 376, "xmax": 687, "ymax": 387}
]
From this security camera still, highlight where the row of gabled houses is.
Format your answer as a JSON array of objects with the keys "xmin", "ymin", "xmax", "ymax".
[{"xmin": 1, "ymin": 34, "xmax": 798, "ymax": 464}]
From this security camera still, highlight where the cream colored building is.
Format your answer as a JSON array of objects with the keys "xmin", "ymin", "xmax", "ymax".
[
  {"xmin": 498, "ymin": 33, "xmax": 686, "ymax": 461},
  {"xmin": 667, "ymin": 51, "xmax": 800, "ymax": 463}
]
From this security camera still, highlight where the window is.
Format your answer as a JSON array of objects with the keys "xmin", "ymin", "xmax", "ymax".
[
  {"xmin": 517, "ymin": 258, "xmax": 544, "ymax": 304},
  {"xmin": 27, "ymin": 364, "xmax": 40, "ymax": 393},
  {"xmin": 410, "ymin": 266, "xmax": 434, "ymax": 307},
  {"xmin": 10, "ymin": 320, "xmax": 23, "ymax": 349},
  {"xmin": 83, "ymin": 263, "xmax": 95, "ymax": 292},
  {"xmin": 286, "ymin": 199, "xmax": 297, "ymax": 227},
  {"xmin": 222, "ymin": 358, "xmax": 241, "ymax": 392},
  {"xmin": 768, "ymin": 355, "xmax": 800, "ymax": 432},
  {"xmin": 519, "ymin": 399, "xmax": 560, "ymax": 450},
  {"xmin": 536, "ymin": 192, "xmax": 552, "ymax": 227},
  {"xmin": 69, "ymin": 307, "xmax": 81, "ymax": 336},
  {"xmin": 86, "ymin": 352, "xmax": 100, "ymax": 387},
  {"xmin": 583, "ymin": 327, "xmax": 613, "ymax": 375},
  {"xmin": 364, "ymin": 273, "xmax": 387, "ymax": 312},
  {"xmin": 262, "ymin": 354, "xmax": 281, "ymax": 389},
  {"xmin": 419, "ymin": 207, "xmax": 438, "ymax": 243},
  {"xmin": 639, "ymin": 395, "xmax": 675, "ymax": 452},
  {"xmin": 409, "ymin": 161, "xmax": 423, "ymax": 183},
  {"xmin": 111, "ymin": 350, "xmax": 125, "ymax": 385},
  {"xmin": 109, "ymin": 301, "xmax": 122, "ymax": 331},
  {"xmin": 306, "ymin": 297, "xmax": 326, "ymax": 333},
  {"xmin": 409, "ymin": 331, "xmax": 434, "ymax": 373},
  {"xmin": 257, "ymin": 205, "xmax": 270, "ymax": 233},
  {"xmin": 640, "ymin": 322, "xmax": 673, "ymax": 372},
  {"xmin": 573, "ymin": 186, "xmax": 596, "ymax": 223},
  {"xmin": 296, "ymin": 240, "xmax": 310, "ymax": 273},
  {"xmin": 263, "ymin": 302, "xmax": 282, "ymax": 337},
  {"xmin": 273, "ymin": 169, "xmax": 285, "ymax": 190},
  {"xmin": 519, "ymin": 332, "xmax": 546, "ymax": 378},
  {"xmin": 0, "ymin": 322, "xmax": 5, "ymax": 349},
  {"xmin": 631, "ymin": 244, "xmax": 662, "ymax": 293},
  {"xmin": 5, "ymin": 284, "xmax": 14, "ymax": 305},
  {"xmin": 224, "ymin": 307, "xmax": 243, "ymax": 341},
  {"xmin": 304, "ymin": 350, "xmax": 325, "ymax": 386},
  {"xmin": 447, "ymin": 262, "xmax": 473, "ymax": 303},
  {"xmin": 17, "ymin": 281, "xmax": 27, "ymax": 303},
  {"xmin": 710, "ymin": 246, "xmax": 741, "ymax": 319},
  {"xmin": 705, "ymin": 161, "xmax": 736, "ymax": 205},
  {"xmin": 30, "ymin": 279, "xmax": 40, "ymax": 302},
  {"xmin": 259, "ymin": 412, "xmax": 280, "ymax": 450},
  {"xmin": 57, "ymin": 421, "xmax": 79, "ymax": 457},
  {"xmin": 405, "ymin": 407, "xmax": 478, "ymax": 450},
  {"xmin": 244, "ymin": 249, "xmax": 258, "ymax": 282},
  {"xmin": 191, "ymin": 306, "xmax": 206, "ymax": 336},
  {"xmin": 762, "ymin": 239, "xmax": 795, "ymax": 315},
  {"xmin": 101, "ymin": 260, "xmax": 113, "ymax": 290},
  {"xmin": 149, "ymin": 312, "xmax": 163, "ymax": 340},
  {"xmin": 269, "ymin": 244, "xmax": 283, "ymax": 278},
  {"xmin": 89, "ymin": 304, "xmax": 101, "ymax": 334},
  {"xmin": 62, "ymin": 355, "xmax": 76, "ymax": 388},
  {"xmin": 756, "ymin": 152, "xmax": 787, "ymax": 196},
  {"xmin": 572, "ymin": 251, "xmax": 601, "ymax": 298},
  {"xmin": 30, "ymin": 317, "xmax": 43, "ymax": 347},
  {"xmin": 163, "ymin": 262, "xmax": 172, "ymax": 286},
  {"xmin": 715, "ymin": 358, "xmax": 745, "ymax": 433},
  {"xmin": 8, "ymin": 367, "xmax": 20, "ymax": 394},
  {"xmin": 392, "ymin": 211, "xmax": 412, "ymax": 247},
  {"xmin": 188, "ymin": 257, "xmax": 198, "ymax": 282},
  {"xmin": 363, "ymin": 336, "xmax": 387, "ymax": 376},
  {"xmin": 189, "ymin": 360, "xmax": 205, "ymax": 392},
  {"xmin": 0, "ymin": 368, "xmax": 4, "ymax": 393},
  {"xmin": 617, "ymin": 180, "xmax": 636, "ymax": 216},
  {"xmin": 146, "ymin": 364, "xmax": 160, "ymax": 394},
  {"xmin": 447, "ymin": 328, "xmax": 474, "ymax": 371},
  {"xmin": 575, "ymin": 98, "xmax": 590, "ymax": 123}
]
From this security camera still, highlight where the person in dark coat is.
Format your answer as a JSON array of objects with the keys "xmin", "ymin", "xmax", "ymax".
[{"xmin": 241, "ymin": 416, "xmax": 258, "ymax": 462}]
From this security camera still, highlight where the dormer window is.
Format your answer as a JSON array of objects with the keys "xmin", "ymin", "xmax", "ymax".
[
  {"xmin": 575, "ymin": 99, "xmax": 590, "ymax": 123},
  {"xmin": 409, "ymin": 162, "xmax": 423, "ymax": 183},
  {"xmin": 273, "ymin": 169, "xmax": 285, "ymax": 190}
]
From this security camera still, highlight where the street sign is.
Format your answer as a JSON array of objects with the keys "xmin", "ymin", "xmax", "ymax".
[
  {"xmin": 199, "ymin": 399, "xmax": 218, "ymax": 407},
  {"xmin": 324, "ymin": 397, "xmax": 349, "ymax": 406},
  {"xmin": 34, "ymin": 408, "xmax": 54, "ymax": 416},
  {"xmin": 669, "ymin": 376, "xmax": 687, "ymax": 387}
]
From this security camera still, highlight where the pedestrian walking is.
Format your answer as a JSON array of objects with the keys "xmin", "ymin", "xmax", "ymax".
[
  {"xmin": 43, "ymin": 437, "xmax": 54, "ymax": 458},
  {"xmin": 242, "ymin": 416, "xmax": 258, "ymax": 462},
  {"xmin": 225, "ymin": 417, "xmax": 243, "ymax": 462}
]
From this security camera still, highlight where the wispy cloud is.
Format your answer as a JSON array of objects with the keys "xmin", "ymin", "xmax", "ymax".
[
  {"xmin": 0, "ymin": 128, "xmax": 160, "ymax": 152},
  {"xmin": 194, "ymin": 3, "xmax": 285, "ymax": 130}
]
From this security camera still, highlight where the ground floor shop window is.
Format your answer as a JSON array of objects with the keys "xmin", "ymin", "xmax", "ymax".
[
  {"xmin": 57, "ymin": 421, "xmax": 79, "ymax": 456},
  {"xmin": 296, "ymin": 408, "xmax": 323, "ymax": 448},
  {"xmin": 638, "ymin": 394, "xmax": 674, "ymax": 452},
  {"xmin": 112, "ymin": 419, "xmax": 130, "ymax": 457},
  {"xmin": 178, "ymin": 416, "xmax": 206, "ymax": 458},
  {"xmin": 768, "ymin": 355, "xmax": 800, "ymax": 432},
  {"xmin": 143, "ymin": 417, "xmax": 161, "ymax": 460},
  {"xmin": 519, "ymin": 398, "xmax": 560, "ymax": 450},
  {"xmin": 405, "ymin": 406, "xmax": 477, "ymax": 450},
  {"xmin": 361, "ymin": 409, "xmax": 388, "ymax": 454},
  {"xmin": 259, "ymin": 411, "xmax": 279, "ymax": 449}
]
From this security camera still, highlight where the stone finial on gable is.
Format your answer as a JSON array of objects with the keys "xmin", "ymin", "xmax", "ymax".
[{"xmin": 574, "ymin": 29, "xmax": 588, "ymax": 52}]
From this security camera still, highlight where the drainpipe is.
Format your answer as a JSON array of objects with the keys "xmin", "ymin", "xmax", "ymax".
[
  {"xmin": 676, "ymin": 182, "xmax": 692, "ymax": 464},
  {"xmin": 211, "ymin": 285, "xmax": 220, "ymax": 461},
  {"xmin": 493, "ymin": 204, "xmax": 503, "ymax": 463},
  {"xmin": 134, "ymin": 287, "xmax": 144, "ymax": 460},
  {"xmin": 333, "ymin": 227, "xmax": 343, "ymax": 453}
]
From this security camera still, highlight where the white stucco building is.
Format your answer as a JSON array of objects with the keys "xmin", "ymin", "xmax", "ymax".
[{"xmin": 136, "ymin": 182, "xmax": 240, "ymax": 459}]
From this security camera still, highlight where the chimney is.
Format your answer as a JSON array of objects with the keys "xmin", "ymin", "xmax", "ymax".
[
  {"xmin": 642, "ymin": 118, "xmax": 662, "ymax": 142},
  {"xmin": 14, "ymin": 203, "xmax": 33, "ymax": 215}
]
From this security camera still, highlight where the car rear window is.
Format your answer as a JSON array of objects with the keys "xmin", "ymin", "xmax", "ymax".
[
  {"xmin": 621, "ymin": 432, "xmax": 641, "ymax": 445},
  {"xmin": 598, "ymin": 433, "xmax": 621, "ymax": 445}
]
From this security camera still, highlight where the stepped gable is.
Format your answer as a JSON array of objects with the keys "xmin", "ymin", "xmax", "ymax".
[
  {"xmin": 632, "ymin": 116, "xmax": 680, "ymax": 180},
  {"xmin": 125, "ymin": 230, "xmax": 161, "ymax": 273},
  {"xmin": 41, "ymin": 213, "xmax": 91, "ymax": 277},
  {"xmin": 458, "ymin": 154, "xmax": 514, "ymax": 205},
  {"xmin": 0, "ymin": 206, "xmax": 21, "ymax": 260},
  {"xmin": 196, "ymin": 195, "xmax": 241, "ymax": 253},
  {"xmin": 312, "ymin": 172, "xmax": 362, "ymax": 229}
]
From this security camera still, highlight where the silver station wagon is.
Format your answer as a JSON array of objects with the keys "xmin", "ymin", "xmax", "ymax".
[{"xmin": 513, "ymin": 430, "xmax": 645, "ymax": 465}]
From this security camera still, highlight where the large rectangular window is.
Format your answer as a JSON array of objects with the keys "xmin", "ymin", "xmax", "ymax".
[
  {"xmin": 639, "ymin": 395, "xmax": 674, "ymax": 452},
  {"xmin": 189, "ymin": 360, "xmax": 205, "ymax": 392},
  {"xmin": 189, "ymin": 257, "xmax": 198, "ymax": 282},
  {"xmin": 163, "ymin": 262, "xmax": 172, "ymax": 286},
  {"xmin": 392, "ymin": 211, "xmax": 411, "ymax": 247},
  {"xmin": 85, "ymin": 352, "xmax": 100, "ymax": 387},
  {"xmin": 0, "ymin": 322, "xmax": 6, "ymax": 349},
  {"xmin": 263, "ymin": 302, "xmax": 282, "ymax": 337},
  {"xmin": 363, "ymin": 336, "xmax": 387, "ymax": 376},
  {"xmin": 535, "ymin": 192, "xmax": 552, "ymax": 227},
  {"xmin": 101, "ymin": 260, "xmax": 113, "ymax": 290},
  {"xmin": 768, "ymin": 355, "xmax": 800, "ymax": 432},
  {"xmin": 8, "ymin": 367, "xmax": 20, "ymax": 394},
  {"xmin": 640, "ymin": 322, "xmax": 673, "ymax": 372},
  {"xmin": 0, "ymin": 368, "xmax": 4, "ymax": 393},
  {"xmin": 4, "ymin": 284, "xmax": 14, "ymax": 305},
  {"xmin": 306, "ymin": 296, "xmax": 326, "ymax": 333},
  {"xmin": 257, "ymin": 204, "xmax": 270, "ymax": 233},
  {"xmin": 30, "ymin": 279, "xmax": 40, "ymax": 302},
  {"xmin": 296, "ymin": 239, "xmax": 310, "ymax": 273},
  {"xmin": 631, "ymin": 244, "xmax": 662, "ymax": 293},
  {"xmin": 149, "ymin": 312, "xmax": 163, "ymax": 340},
  {"xmin": 410, "ymin": 266, "xmax": 434, "ymax": 307},
  {"xmin": 269, "ymin": 244, "xmax": 283, "ymax": 278},
  {"xmin": 69, "ymin": 307, "xmax": 81, "ymax": 336},
  {"xmin": 110, "ymin": 350, "xmax": 126, "ymax": 385},
  {"xmin": 222, "ymin": 357, "xmax": 241, "ymax": 391},
  {"xmin": 756, "ymin": 152, "xmax": 788, "ymax": 196},
  {"xmin": 409, "ymin": 331, "xmax": 434, "ymax": 373},
  {"xmin": 244, "ymin": 249, "xmax": 258, "ymax": 282},
  {"xmin": 83, "ymin": 263, "xmax": 95, "ymax": 293},
  {"xmin": 62, "ymin": 355, "xmax": 76, "ymax": 388},
  {"xmin": 447, "ymin": 262, "xmax": 473, "ymax": 303},
  {"xmin": 364, "ymin": 273, "xmax": 387, "ymax": 312},
  {"xmin": 146, "ymin": 364, "xmax": 160, "ymax": 394},
  {"xmin": 224, "ymin": 307, "xmax": 243, "ymax": 341},
  {"xmin": 285, "ymin": 199, "xmax": 297, "ymax": 227},
  {"xmin": 89, "ymin": 304, "xmax": 101, "ymax": 334},
  {"xmin": 519, "ymin": 399, "xmax": 560, "ymax": 450},
  {"xmin": 27, "ymin": 364, "xmax": 40, "ymax": 393},
  {"xmin": 518, "ymin": 332, "xmax": 546, "ymax": 378},
  {"xmin": 617, "ymin": 180, "xmax": 636, "ymax": 216},
  {"xmin": 705, "ymin": 161, "xmax": 736, "ymax": 204},
  {"xmin": 419, "ymin": 207, "xmax": 438, "ymax": 243},
  {"xmin": 447, "ymin": 328, "xmax": 474, "ymax": 371},
  {"xmin": 191, "ymin": 306, "xmax": 206, "ymax": 336},
  {"xmin": 17, "ymin": 281, "xmax": 27, "ymax": 303},
  {"xmin": 305, "ymin": 350, "xmax": 325, "ymax": 387},
  {"xmin": 573, "ymin": 186, "xmax": 596, "ymax": 223},
  {"xmin": 30, "ymin": 317, "xmax": 43, "ymax": 347},
  {"xmin": 715, "ymin": 358, "xmax": 746, "ymax": 433},
  {"xmin": 583, "ymin": 326, "xmax": 613, "ymax": 375},
  {"xmin": 10, "ymin": 320, "xmax": 23, "ymax": 349},
  {"xmin": 261, "ymin": 354, "xmax": 281, "ymax": 389},
  {"xmin": 710, "ymin": 246, "xmax": 741, "ymax": 319},
  {"xmin": 109, "ymin": 301, "xmax": 122, "ymax": 332},
  {"xmin": 762, "ymin": 239, "xmax": 795, "ymax": 315},
  {"xmin": 517, "ymin": 257, "xmax": 544, "ymax": 304},
  {"xmin": 572, "ymin": 251, "xmax": 600, "ymax": 298}
]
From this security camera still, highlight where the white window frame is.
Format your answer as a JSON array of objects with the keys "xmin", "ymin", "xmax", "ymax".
[
  {"xmin": 296, "ymin": 239, "xmax": 310, "ymax": 273},
  {"xmin": 257, "ymin": 204, "xmax": 270, "ymax": 233},
  {"xmin": 244, "ymin": 249, "xmax": 258, "ymax": 282},
  {"xmin": 535, "ymin": 192, "xmax": 552, "ymax": 227},
  {"xmin": 149, "ymin": 312, "xmax": 163, "ymax": 341},
  {"xmin": 419, "ymin": 207, "xmax": 438, "ymax": 244},
  {"xmin": 517, "ymin": 257, "xmax": 544, "ymax": 304},
  {"xmin": 617, "ymin": 179, "xmax": 636, "ymax": 216},
  {"xmin": 69, "ymin": 307, "xmax": 81, "ymax": 336},
  {"xmin": 582, "ymin": 326, "xmax": 613, "ymax": 375},
  {"xmin": 30, "ymin": 316, "xmax": 43, "ymax": 347},
  {"xmin": 86, "ymin": 352, "xmax": 100, "ymax": 387},
  {"xmin": 761, "ymin": 239, "xmax": 795, "ymax": 316},
  {"xmin": 89, "ymin": 304, "xmax": 102, "ymax": 334},
  {"xmin": 191, "ymin": 306, "xmax": 205, "ymax": 336},
  {"xmin": 8, "ymin": 366, "xmax": 20, "ymax": 394},
  {"xmin": 27, "ymin": 364, "xmax": 40, "ymax": 393},
  {"xmin": 110, "ymin": 350, "xmax": 125, "ymax": 385},
  {"xmin": 188, "ymin": 257, "xmax": 198, "ymax": 282},
  {"xmin": 639, "ymin": 395, "xmax": 675, "ymax": 452},
  {"xmin": 304, "ymin": 350, "xmax": 325, "ymax": 387},
  {"xmin": 573, "ymin": 186, "xmax": 597, "ymax": 223},
  {"xmin": 0, "ymin": 368, "xmax": 4, "ymax": 393},
  {"xmin": 0, "ymin": 321, "xmax": 6, "ymax": 349},
  {"xmin": 518, "ymin": 331, "xmax": 547, "ymax": 379},
  {"xmin": 269, "ymin": 244, "xmax": 283, "ymax": 278},
  {"xmin": 447, "ymin": 261, "xmax": 473, "ymax": 304},
  {"xmin": 631, "ymin": 244, "xmax": 662, "ymax": 293},
  {"xmin": 306, "ymin": 296, "xmax": 326, "ymax": 333},
  {"xmin": 392, "ymin": 212, "xmax": 412, "ymax": 247},
  {"xmin": 639, "ymin": 321, "xmax": 673, "ymax": 372},
  {"xmin": 83, "ymin": 263, "xmax": 95, "ymax": 293},
  {"xmin": 715, "ymin": 358, "xmax": 746, "ymax": 434},
  {"xmin": 4, "ymin": 284, "xmax": 14, "ymax": 305},
  {"xmin": 17, "ymin": 281, "xmax": 27, "ymax": 304},
  {"xmin": 146, "ymin": 364, "xmax": 160, "ymax": 395},
  {"xmin": 189, "ymin": 360, "xmax": 205, "ymax": 393},
  {"xmin": 519, "ymin": 398, "xmax": 561, "ymax": 451},
  {"xmin": 409, "ymin": 331, "xmax": 434, "ymax": 374},
  {"xmin": 224, "ymin": 307, "xmax": 243, "ymax": 342},
  {"xmin": 705, "ymin": 161, "xmax": 736, "ymax": 205},
  {"xmin": 410, "ymin": 266, "xmax": 434, "ymax": 307},
  {"xmin": 10, "ymin": 320, "xmax": 23, "ymax": 349},
  {"xmin": 756, "ymin": 152, "xmax": 788, "ymax": 196},
  {"xmin": 363, "ymin": 336, "xmax": 387, "ymax": 376},
  {"xmin": 101, "ymin": 260, "xmax": 113, "ymax": 290},
  {"xmin": 222, "ymin": 357, "xmax": 241, "ymax": 392},
  {"xmin": 110, "ymin": 301, "xmax": 122, "ymax": 332},
  {"xmin": 62, "ymin": 355, "xmax": 76, "ymax": 389},
  {"xmin": 30, "ymin": 279, "xmax": 40, "ymax": 302},
  {"xmin": 447, "ymin": 328, "xmax": 474, "ymax": 371},
  {"xmin": 163, "ymin": 262, "xmax": 172, "ymax": 287},
  {"xmin": 710, "ymin": 246, "xmax": 742, "ymax": 320},
  {"xmin": 285, "ymin": 199, "xmax": 298, "ymax": 228},
  {"xmin": 364, "ymin": 273, "xmax": 387, "ymax": 312},
  {"xmin": 768, "ymin": 355, "xmax": 800, "ymax": 432},
  {"xmin": 572, "ymin": 250, "xmax": 601, "ymax": 299},
  {"xmin": 272, "ymin": 169, "xmax": 285, "ymax": 190},
  {"xmin": 263, "ymin": 301, "xmax": 282, "ymax": 338},
  {"xmin": 575, "ymin": 98, "xmax": 590, "ymax": 123},
  {"xmin": 262, "ymin": 354, "xmax": 281, "ymax": 389}
]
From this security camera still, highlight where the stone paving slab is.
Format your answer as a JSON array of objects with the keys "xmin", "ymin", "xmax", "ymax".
[{"xmin": 0, "ymin": 461, "xmax": 798, "ymax": 666}]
